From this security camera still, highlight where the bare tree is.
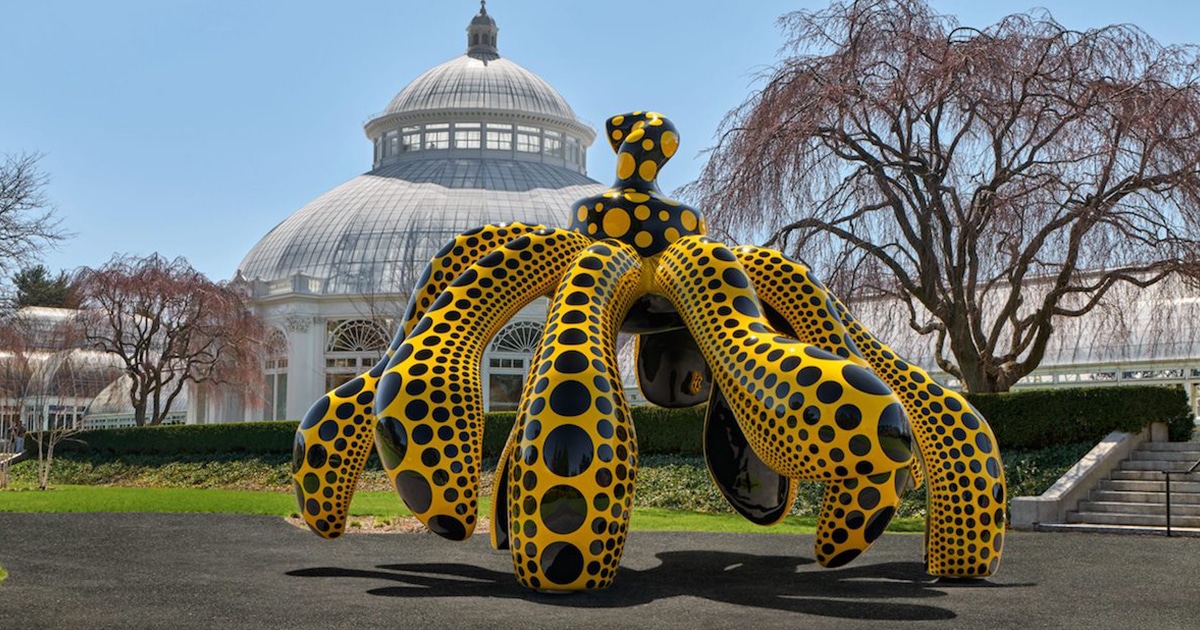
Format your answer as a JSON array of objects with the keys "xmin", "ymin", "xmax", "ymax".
[
  {"xmin": 0, "ymin": 153, "xmax": 68, "ymax": 277},
  {"xmin": 0, "ymin": 309, "xmax": 119, "ymax": 489},
  {"xmin": 0, "ymin": 321, "xmax": 33, "ymax": 489},
  {"xmin": 688, "ymin": 0, "xmax": 1200, "ymax": 393},
  {"xmin": 74, "ymin": 254, "xmax": 276, "ymax": 426}
]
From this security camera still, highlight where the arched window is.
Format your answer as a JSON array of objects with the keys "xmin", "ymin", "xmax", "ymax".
[
  {"xmin": 326, "ymin": 320, "xmax": 390, "ymax": 353},
  {"xmin": 263, "ymin": 328, "xmax": 289, "ymax": 421},
  {"xmin": 485, "ymin": 320, "xmax": 543, "ymax": 411},
  {"xmin": 325, "ymin": 319, "xmax": 390, "ymax": 391}
]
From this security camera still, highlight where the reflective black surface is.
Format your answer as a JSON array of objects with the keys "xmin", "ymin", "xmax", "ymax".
[
  {"xmin": 636, "ymin": 327, "xmax": 711, "ymax": 408},
  {"xmin": 703, "ymin": 385, "xmax": 792, "ymax": 525},
  {"xmin": 620, "ymin": 294, "xmax": 686, "ymax": 334},
  {"xmin": 492, "ymin": 450, "xmax": 511, "ymax": 550}
]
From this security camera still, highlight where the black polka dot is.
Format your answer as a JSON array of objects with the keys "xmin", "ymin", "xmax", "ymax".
[
  {"xmin": 396, "ymin": 471, "xmax": 432, "ymax": 514},
  {"xmin": 858, "ymin": 486, "xmax": 881, "ymax": 510},
  {"xmin": 797, "ymin": 366, "xmax": 821, "ymax": 386},
  {"xmin": 816, "ymin": 382, "xmax": 843, "ymax": 404},
  {"xmin": 554, "ymin": 351, "xmax": 589, "ymax": 374},
  {"xmin": 842, "ymin": 364, "xmax": 891, "ymax": 395},
  {"xmin": 377, "ymin": 417, "xmax": 408, "ymax": 469},
  {"xmin": 549, "ymin": 380, "xmax": 591, "ymax": 417},
  {"xmin": 306, "ymin": 444, "xmax": 327, "ymax": 469},
  {"xmin": 826, "ymin": 548, "xmax": 861, "ymax": 568},
  {"xmin": 579, "ymin": 256, "xmax": 603, "ymax": 270},
  {"xmin": 559, "ymin": 329, "xmax": 587, "ymax": 345},
  {"xmin": 834, "ymin": 405, "xmax": 862, "ymax": 430},
  {"xmin": 291, "ymin": 434, "xmax": 306, "ymax": 474},
  {"xmin": 541, "ymin": 542, "xmax": 584, "ymax": 585},
  {"xmin": 540, "ymin": 485, "xmax": 588, "ymax": 534},
  {"xmin": 335, "ymin": 377, "xmax": 365, "ymax": 398},
  {"xmin": 732, "ymin": 296, "xmax": 760, "ymax": 317},
  {"xmin": 864, "ymin": 506, "xmax": 895, "ymax": 543},
  {"xmin": 405, "ymin": 400, "xmax": 429, "ymax": 422},
  {"xmin": 722, "ymin": 268, "xmax": 749, "ymax": 288},
  {"xmin": 427, "ymin": 515, "xmax": 466, "ymax": 541},
  {"xmin": 595, "ymin": 467, "xmax": 612, "ymax": 487},
  {"xmin": 877, "ymin": 403, "xmax": 912, "ymax": 463},
  {"xmin": 412, "ymin": 424, "xmax": 433, "ymax": 445},
  {"xmin": 542, "ymin": 425, "xmax": 594, "ymax": 477},
  {"xmin": 477, "ymin": 251, "xmax": 504, "ymax": 267},
  {"xmin": 300, "ymin": 396, "xmax": 330, "ymax": 430}
]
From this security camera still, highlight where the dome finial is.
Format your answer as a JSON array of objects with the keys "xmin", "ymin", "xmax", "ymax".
[{"xmin": 467, "ymin": 1, "xmax": 499, "ymax": 61}]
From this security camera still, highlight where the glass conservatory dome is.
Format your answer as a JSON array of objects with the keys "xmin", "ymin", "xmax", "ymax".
[{"xmin": 238, "ymin": 2, "xmax": 602, "ymax": 296}]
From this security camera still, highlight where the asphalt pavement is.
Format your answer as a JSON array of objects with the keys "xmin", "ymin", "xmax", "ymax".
[{"xmin": 0, "ymin": 512, "xmax": 1196, "ymax": 629}]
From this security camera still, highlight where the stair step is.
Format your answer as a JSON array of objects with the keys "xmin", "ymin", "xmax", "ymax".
[
  {"xmin": 1110, "ymin": 470, "xmax": 1160, "ymax": 481},
  {"xmin": 1037, "ymin": 522, "xmax": 1200, "ymax": 537},
  {"xmin": 1077, "ymin": 501, "xmax": 1200, "ymax": 516},
  {"xmin": 1097, "ymin": 479, "xmax": 1200, "ymax": 493},
  {"xmin": 1120, "ymin": 459, "xmax": 1200, "ymax": 471},
  {"xmin": 1067, "ymin": 511, "xmax": 1200, "ymax": 528},
  {"xmin": 1138, "ymin": 441, "xmax": 1200, "ymax": 452},
  {"xmin": 1091, "ymin": 490, "xmax": 1200, "ymax": 505},
  {"xmin": 1107, "ymin": 470, "xmax": 1200, "ymax": 483},
  {"xmin": 1130, "ymin": 450, "xmax": 1200, "ymax": 463},
  {"xmin": 1099, "ymin": 468, "xmax": 1200, "ymax": 484}
]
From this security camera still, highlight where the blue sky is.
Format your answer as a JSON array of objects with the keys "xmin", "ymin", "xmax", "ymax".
[{"xmin": 3, "ymin": 1, "xmax": 1198, "ymax": 282}]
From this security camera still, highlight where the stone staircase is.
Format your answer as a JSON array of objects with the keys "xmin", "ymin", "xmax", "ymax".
[{"xmin": 1041, "ymin": 441, "xmax": 1200, "ymax": 536}]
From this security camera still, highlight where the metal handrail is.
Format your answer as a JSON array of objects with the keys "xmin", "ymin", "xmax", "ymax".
[{"xmin": 1164, "ymin": 455, "xmax": 1200, "ymax": 537}]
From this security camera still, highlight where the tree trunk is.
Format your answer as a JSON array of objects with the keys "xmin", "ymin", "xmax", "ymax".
[{"xmin": 39, "ymin": 443, "xmax": 54, "ymax": 491}]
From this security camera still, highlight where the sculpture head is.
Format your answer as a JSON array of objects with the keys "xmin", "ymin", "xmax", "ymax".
[{"xmin": 604, "ymin": 111, "xmax": 679, "ymax": 190}]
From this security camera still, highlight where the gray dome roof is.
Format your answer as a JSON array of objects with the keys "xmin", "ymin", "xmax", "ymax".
[
  {"xmin": 239, "ymin": 159, "xmax": 600, "ymax": 295},
  {"xmin": 241, "ymin": 5, "xmax": 603, "ymax": 297},
  {"xmin": 384, "ymin": 55, "xmax": 577, "ymax": 122}
]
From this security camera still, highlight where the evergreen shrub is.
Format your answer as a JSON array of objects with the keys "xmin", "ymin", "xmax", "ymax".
[{"xmin": 38, "ymin": 385, "xmax": 1192, "ymax": 456}]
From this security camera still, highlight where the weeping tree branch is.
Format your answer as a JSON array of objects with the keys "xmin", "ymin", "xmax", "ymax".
[{"xmin": 685, "ymin": 0, "xmax": 1200, "ymax": 392}]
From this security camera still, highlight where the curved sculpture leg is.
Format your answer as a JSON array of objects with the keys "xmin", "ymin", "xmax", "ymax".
[
  {"xmin": 704, "ymin": 384, "xmax": 796, "ymax": 525},
  {"xmin": 508, "ymin": 241, "xmax": 644, "ymax": 591},
  {"xmin": 731, "ymin": 245, "xmax": 905, "ymax": 565},
  {"xmin": 814, "ymin": 471, "xmax": 909, "ymax": 567},
  {"xmin": 654, "ymin": 236, "xmax": 913, "ymax": 482},
  {"xmin": 827, "ymin": 294, "xmax": 1006, "ymax": 577},
  {"xmin": 374, "ymin": 228, "xmax": 591, "ymax": 541},
  {"xmin": 736, "ymin": 245, "xmax": 1004, "ymax": 577},
  {"xmin": 291, "ymin": 222, "xmax": 547, "ymax": 538}
]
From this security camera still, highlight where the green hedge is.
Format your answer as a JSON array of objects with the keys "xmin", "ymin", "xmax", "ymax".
[
  {"xmin": 39, "ymin": 422, "xmax": 300, "ymax": 456},
  {"xmin": 968, "ymin": 385, "xmax": 1194, "ymax": 449},
  {"xmin": 31, "ymin": 385, "xmax": 1193, "ymax": 457}
]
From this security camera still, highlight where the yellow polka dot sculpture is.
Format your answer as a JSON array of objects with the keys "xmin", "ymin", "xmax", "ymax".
[{"xmin": 291, "ymin": 111, "xmax": 1007, "ymax": 591}]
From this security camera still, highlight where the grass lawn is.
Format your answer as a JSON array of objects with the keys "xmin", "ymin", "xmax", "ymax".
[{"xmin": 0, "ymin": 485, "xmax": 925, "ymax": 534}]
